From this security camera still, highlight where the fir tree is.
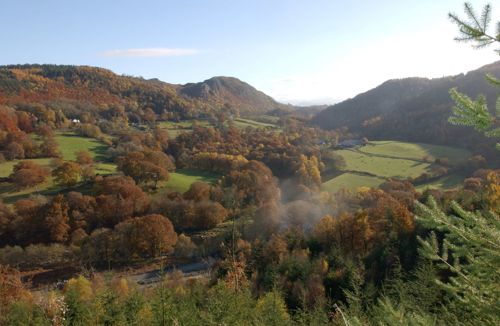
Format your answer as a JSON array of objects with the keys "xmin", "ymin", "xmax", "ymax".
[
  {"xmin": 448, "ymin": 3, "xmax": 500, "ymax": 149},
  {"xmin": 415, "ymin": 197, "xmax": 500, "ymax": 325}
]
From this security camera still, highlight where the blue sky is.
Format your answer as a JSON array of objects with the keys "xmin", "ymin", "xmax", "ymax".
[{"xmin": 1, "ymin": 0, "xmax": 498, "ymax": 104}]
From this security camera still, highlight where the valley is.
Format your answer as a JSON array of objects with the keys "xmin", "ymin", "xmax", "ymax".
[{"xmin": 0, "ymin": 45, "xmax": 498, "ymax": 324}]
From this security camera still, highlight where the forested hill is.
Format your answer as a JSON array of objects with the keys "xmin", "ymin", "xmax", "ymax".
[
  {"xmin": 0, "ymin": 64, "xmax": 286, "ymax": 119},
  {"xmin": 312, "ymin": 61, "xmax": 500, "ymax": 154},
  {"xmin": 179, "ymin": 76, "xmax": 291, "ymax": 114}
]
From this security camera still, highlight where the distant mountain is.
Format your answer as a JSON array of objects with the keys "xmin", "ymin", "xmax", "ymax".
[
  {"xmin": 0, "ymin": 65, "xmax": 286, "ymax": 119},
  {"xmin": 312, "ymin": 61, "xmax": 500, "ymax": 155},
  {"xmin": 294, "ymin": 104, "xmax": 329, "ymax": 112},
  {"xmin": 290, "ymin": 104, "xmax": 329, "ymax": 119},
  {"xmin": 180, "ymin": 76, "xmax": 289, "ymax": 114}
]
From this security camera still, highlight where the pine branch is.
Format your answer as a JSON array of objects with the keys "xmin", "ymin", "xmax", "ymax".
[
  {"xmin": 449, "ymin": 3, "xmax": 499, "ymax": 49},
  {"xmin": 486, "ymin": 73, "xmax": 500, "ymax": 87},
  {"xmin": 448, "ymin": 88, "xmax": 492, "ymax": 131},
  {"xmin": 480, "ymin": 4, "xmax": 492, "ymax": 31},
  {"xmin": 464, "ymin": 2, "xmax": 481, "ymax": 30}
]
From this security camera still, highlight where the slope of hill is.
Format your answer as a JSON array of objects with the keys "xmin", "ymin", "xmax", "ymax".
[
  {"xmin": 0, "ymin": 65, "xmax": 284, "ymax": 118},
  {"xmin": 312, "ymin": 61, "xmax": 500, "ymax": 156},
  {"xmin": 180, "ymin": 76, "xmax": 288, "ymax": 114}
]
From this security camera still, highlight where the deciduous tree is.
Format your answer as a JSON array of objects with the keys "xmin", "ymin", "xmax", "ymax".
[
  {"xmin": 9, "ymin": 161, "xmax": 49, "ymax": 189},
  {"xmin": 41, "ymin": 195, "xmax": 70, "ymax": 243},
  {"xmin": 116, "ymin": 214, "xmax": 177, "ymax": 258},
  {"xmin": 52, "ymin": 161, "xmax": 81, "ymax": 187},
  {"xmin": 75, "ymin": 150, "xmax": 93, "ymax": 165}
]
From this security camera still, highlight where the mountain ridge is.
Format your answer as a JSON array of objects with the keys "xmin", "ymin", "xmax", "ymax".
[{"xmin": 0, "ymin": 64, "xmax": 287, "ymax": 118}]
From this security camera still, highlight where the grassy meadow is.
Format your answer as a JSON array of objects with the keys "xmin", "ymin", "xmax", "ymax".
[
  {"xmin": 0, "ymin": 132, "xmax": 115, "ymax": 203},
  {"xmin": 359, "ymin": 141, "xmax": 470, "ymax": 162},
  {"xmin": 158, "ymin": 169, "xmax": 219, "ymax": 194},
  {"xmin": 54, "ymin": 132, "xmax": 109, "ymax": 161},
  {"xmin": 230, "ymin": 117, "xmax": 278, "ymax": 129},
  {"xmin": 322, "ymin": 173, "xmax": 386, "ymax": 193},
  {"xmin": 322, "ymin": 141, "xmax": 471, "ymax": 193},
  {"xmin": 334, "ymin": 149, "xmax": 430, "ymax": 179},
  {"xmin": 0, "ymin": 133, "xmax": 115, "ymax": 178}
]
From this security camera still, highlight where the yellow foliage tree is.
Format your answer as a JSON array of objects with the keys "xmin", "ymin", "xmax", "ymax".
[
  {"xmin": 64, "ymin": 276, "xmax": 93, "ymax": 301},
  {"xmin": 485, "ymin": 172, "xmax": 500, "ymax": 214}
]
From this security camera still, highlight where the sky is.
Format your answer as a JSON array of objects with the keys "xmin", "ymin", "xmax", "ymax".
[{"xmin": 1, "ymin": 0, "xmax": 499, "ymax": 105}]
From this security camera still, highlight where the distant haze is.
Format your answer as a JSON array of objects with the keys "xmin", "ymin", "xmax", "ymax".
[{"xmin": 282, "ymin": 98, "xmax": 340, "ymax": 106}]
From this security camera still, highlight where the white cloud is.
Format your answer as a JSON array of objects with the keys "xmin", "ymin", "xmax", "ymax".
[{"xmin": 102, "ymin": 48, "xmax": 198, "ymax": 57}]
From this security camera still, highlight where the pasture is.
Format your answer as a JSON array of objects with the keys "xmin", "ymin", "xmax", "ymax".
[
  {"xmin": 359, "ymin": 141, "xmax": 470, "ymax": 162},
  {"xmin": 0, "ymin": 132, "xmax": 115, "ymax": 202},
  {"xmin": 155, "ymin": 169, "xmax": 219, "ymax": 194},
  {"xmin": 322, "ymin": 141, "xmax": 470, "ymax": 193},
  {"xmin": 230, "ymin": 118, "xmax": 278, "ymax": 129},
  {"xmin": 322, "ymin": 173, "xmax": 386, "ymax": 193},
  {"xmin": 54, "ymin": 132, "xmax": 109, "ymax": 161},
  {"xmin": 335, "ymin": 149, "xmax": 430, "ymax": 179}
]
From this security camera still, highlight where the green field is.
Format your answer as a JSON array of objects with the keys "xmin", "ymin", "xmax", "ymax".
[
  {"xmin": 335, "ymin": 149, "xmax": 430, "ymax": 179},
  {"xmin": 0, "ymin": 132, "xmax": 115, "ymax": 202},
  {"xmin": 0, "ymin": 132, "xmax": 115, "ymax": 179},
  {"xmin": 322, "ymin": 173, "xmax": 386, "ymax": 193},
  {"xmin": 55, "ymin": 132, "xmax": 109, "ymax": 161},
  {"xmin": 231, "ymin": 118, "xmax": 278, "ymax": 129},
  {"xmin": 155, "ymin": 169, "xmax": 219, "ymax": 194},
  {"xmin": 359, "ymin": 141, "xmax": 470, "ymax": 162},
  {"xmin": 322, "ymin": 141, "xmax": 470, "ymax": 193}
]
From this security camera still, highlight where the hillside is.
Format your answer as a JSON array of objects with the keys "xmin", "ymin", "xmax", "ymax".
[
  {"xmin": 0, "ymin": 65, "xmax": 284, "ymax": 119},
  {"xmin": 312, "ymin": 61, "xmax": 500, "ymax": 157},
  {"xmin": 179, "ymin": 76, "xmax": 289, "ymax": 114}
]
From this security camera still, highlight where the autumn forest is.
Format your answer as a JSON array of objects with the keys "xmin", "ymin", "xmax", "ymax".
[{"xmin": 0, "ymin": 2, "xmax": 499, "ymax": 325}]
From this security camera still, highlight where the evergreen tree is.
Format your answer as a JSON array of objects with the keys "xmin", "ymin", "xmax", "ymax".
[
  {"xmin": 448, "ymin": 3, "xmax": 500, "ymax": 149},
  {"xmin": 415, "ymin": 197, "xmax": 500, "ymax": 325}
]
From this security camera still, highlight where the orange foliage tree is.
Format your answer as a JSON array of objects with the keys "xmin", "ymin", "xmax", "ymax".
[
  {"xmin": 9, "ymin": 161, "xmax": 50, "ymax": 189},
  {"xmin": 0, "ymin": 266, "xmax": 30, "ymax": 318},
  {"xmin": 116, "ymin": 214, "xmax": 177, "ymax": 258},
  {"xmin": 52, "ymin": 161, "xmax": 82, "ymax": 187}
]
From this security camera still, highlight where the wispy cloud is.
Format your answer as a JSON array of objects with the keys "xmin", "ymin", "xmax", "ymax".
[{"xmin": 101, "ymin": 48, "xmax": 198, "ymax": 58}]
